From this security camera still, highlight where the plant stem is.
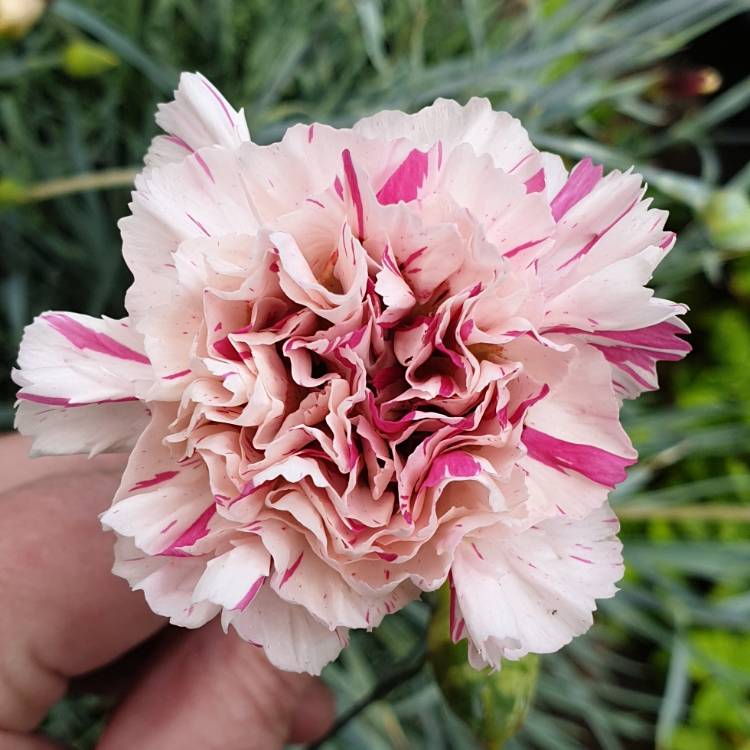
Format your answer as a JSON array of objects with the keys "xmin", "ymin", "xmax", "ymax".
[
  {"xmin": 25, "ymin": 167, "xmax": 139, "ymax": 203},
  {"xmin": 307, "ymin": 646, "xmax": 427, "ymax": 749},
  {"xmin": 618, "ymin": 504, "xmax": 750, "ymax": 522}
]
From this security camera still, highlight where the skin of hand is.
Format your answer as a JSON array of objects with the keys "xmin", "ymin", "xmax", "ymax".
[{"xmin": 0, "ymin": 433, "xmax": 335, "ymax": 750}]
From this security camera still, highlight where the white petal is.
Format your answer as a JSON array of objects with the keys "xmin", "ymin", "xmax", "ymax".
[
  {"xmin": 12, "ymin": 312, "xmax": 152, "ymax": 456},
  {"xmin": 354, "ymin": 97, "xmax": 540, "ymax": 180},
  {"xmin": 452, "ymin": 504, "xmax": 623, "ymax": 668},
  {"xmin": 545, "ymin": 245, "xmax": 684, "ymax": 332},
  {"xmin": 101, "ymin": 404, "xmax": 222, "ymax": 556},
  {"xmin": 193, "ymin": 541, "xmax": 271, "ymax": 610},
  {"xmin": 112, "ymin": 536, "xmax": 219, "ymax": 628},
  {"xmin": 225, "ymin": 585, "xmax": 348, "ymax": 675},
  {"xmin": 15, "ymin": 400, "xmax": 148, "ymax": 458},
  {"xmin": 145, "ymin": 72, "xmax": 250, "ymax": 169},
  {"xmin": 519, "ymin": 346, "xmax": 636, "ymax": 518},
  {"xmin": 258, "ymin": 520, "xmax": 417, "ymax": 630}
]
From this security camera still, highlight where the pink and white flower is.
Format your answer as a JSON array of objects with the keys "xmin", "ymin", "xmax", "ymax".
[{"xmin": 13, "ymin": 73, "xmax": 689, "ymax": 674}]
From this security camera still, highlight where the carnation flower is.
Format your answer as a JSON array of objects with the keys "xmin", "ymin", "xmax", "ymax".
[{"xmin": 14, "ymin": 73, "xmax": 689, "ymax": 674}]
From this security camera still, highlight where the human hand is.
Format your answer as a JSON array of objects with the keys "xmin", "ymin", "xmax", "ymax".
[{"xmin": 0, "ymin": 434, "xmax": 334, "ymax": 750}]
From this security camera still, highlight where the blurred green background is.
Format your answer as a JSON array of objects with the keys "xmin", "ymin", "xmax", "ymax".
[{"xmin": 2, "ymin": 1, "xmax": 750, "ymax": 748}]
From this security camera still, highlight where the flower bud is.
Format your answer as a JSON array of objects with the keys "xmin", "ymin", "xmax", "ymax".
[
  {"xmin": 703, "ymin": 190, "xmax": 750, "ymax": 252},
  {"xmin": 0, "ymin": 0, "xmax": 46, "ymax": 39},
  {"xmin": 0, "ymin": 178, "xmax": 28, "ymax": 207},
  {"xmin": 428, "ymin": 584, "xmax": 539, "ymax": 747},
  {"xmin": 62, "ymin": 40, "xmax": 119, "ymax": 78},
  {"xmin": 662, "ymin": 67, "xmax": 722, "ymax": 99}
]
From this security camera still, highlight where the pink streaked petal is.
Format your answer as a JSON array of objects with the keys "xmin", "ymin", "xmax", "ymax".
[
  {"xmin": 233, "ymin": 575, "xmax": 266, "ymax": 611},
  {"xmin": 166, "ymin": 134, "xmax": 193, "ymax": 152},
  {"xmin": 522, "ymin": 426, "xmax": 635, "ymax": 488},
  {"xmin": 186, "ymin": 213, "xmax": 211, "ymax": 237},
  {"xmin": 130, "ymin": 470, "xmax": 180, "ymax": 492},
  {"xmin": 524, "ymin": 168, "xmax": 545, "ymax": 194},
  {"xmin": 17, "ymin": 393, "xmax": 71, "ymax": 406},
  {"xmin": 200, "ymin": 77, "xmax": 235, "ymax": 128},
  {"xmin": 508, "ymin": 384, "xmax": 550, "ymax": 425},
  {"xmin": 333, "ymin": 176, "xmax": 344, "ymax": 200},
  {"xmin": 165, "ymin": 136, "xmax": 215, "ymax": 182},
  {"xmin": 449, "ymin": 574, "xmax": 466, "ymax": 643},
  {"xmin": 342, "ymin": 149, "xmax": 365, "ymax": 238},
  {"xmin": 279, "ymin": 551, "xmax": 304, "ymax": 587},
  {"xmin": 556, "ymin": 197, "xmax": 637, "ymax": 271},
  {"xmin": 43, "ymin": 314, "xmax": 149, "ymax": 364},
  {"xmin": 660, "ymin": 231, "xmax": 676, "ymax": 249},
  {"xmin": 592, "ymin": 321, "xmax": 691, "ymax": 352},
  {"xmin": 503, "ymin": 236, "xmax": 547, "ymax": 259},
  {"xmin": 550, "ymin": 157, "xmax": 603, "ymax": 222},
  {"xmin": 161, "ymin": 505, "xmax": 216, "ymax": 556},
  {"xmin": 376, "ymin": 148, "xmax": 429, "ymax": 205},
  {"xmin": 162, "ymin": 369, "xmax": 192, "ymax": 380},
  {"xmin": 451, "ymin": 504, "xmax": 623, "ymax": 666},
  {"xmin": 594, "ymin": 345, "xmax": 654, "ymax": 389},
  {"xmin": 424, "ymin": 451, "xmax": 482, "ymax": 488}
]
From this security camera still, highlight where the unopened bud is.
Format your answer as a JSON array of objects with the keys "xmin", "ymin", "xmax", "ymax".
[
  {"xmin": 663, "ymin": 67, "xmax": 722, "ymax": 98},
  {"xmin": 62, "ymin": 40, "xmax": 119, "ymax": 78},
  {"xmin": 428, "ymin": 582, "xmax": 539, "ymax": 748},
  {"xmin": 0, "ymin": 178, "xmax": 29, "ymax": 207},
  {"xmin": 703, "ymin": 190, "xmax": 750, "ymax": 252}
]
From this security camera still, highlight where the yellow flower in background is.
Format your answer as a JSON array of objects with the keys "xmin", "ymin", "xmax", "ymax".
[{"xmin": 0, "ymin": 0, "xmax": 46, "ymax": 39}]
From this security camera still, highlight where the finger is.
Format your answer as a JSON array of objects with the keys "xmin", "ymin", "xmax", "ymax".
[
  {"xmin": 99, "ymin": 620, "xmax": 335, "ymax": 750},
  {"xmin": 287, "ymin": 678, "xmax": 337, "ymax": 745},
  {"xmin": 0, "ymin": 730, "xmax": 58, "ymax": 749},
  {"xmin": 0, "ymin": 451, "xmax": 164, "ymax": 732},
  {"xmin": 67, "ymin": 630, "xmax": 163, "ymax": 701},
  {"xmin": 0, "ymin": 434, "xmax": 126, "ymax": 494}
]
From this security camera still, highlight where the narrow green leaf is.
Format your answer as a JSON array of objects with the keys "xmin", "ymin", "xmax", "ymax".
[
  {"xmin": 51, "ymin": 0, "xmax": 176, "ymax": 91},
  {"xmin": 656, "ymin": 636, "xmax": 691, "ymax": 749}
]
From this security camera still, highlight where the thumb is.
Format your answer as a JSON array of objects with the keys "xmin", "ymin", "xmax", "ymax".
[{"xmin": 99, "ymin": 620, "xmax": 334, "ymax": 750}]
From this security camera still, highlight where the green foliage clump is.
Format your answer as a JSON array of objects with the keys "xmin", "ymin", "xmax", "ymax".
[{"xmin": 670, "ymin": 631, "xmax": 750, "ymax": 750}]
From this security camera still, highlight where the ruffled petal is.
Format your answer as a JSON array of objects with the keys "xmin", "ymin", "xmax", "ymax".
[
  {"xmin": 451, "ymin": 503, "xmax": 623, "ymax": 668},
  {"xmin": 519, "ymin": 345, "xmax": 636, "ymax": 518},
  {"xmin": 145, "ymin": 72, "xmax": 250, "ymax": 169},
  {"xmin": 13, "ymin": 312, "xmax": 152, "ymax": 455},
  {"xmin": 193, "ymin": 540, "xmax": 271, "ymax": 611},
  {"xmin": 257, "ymin": 520, "xmax": 418, "ymax": 630},
  {"xmin": 223, "ymin": 585, "xmax": 348, "ymax": 675},
  {"xmin": 102, "ymin": 404, "xmax": 225, "ymax": 557},
  {"xmin": 353, "ymin": 97, "xmax": 540, "ymax": 181},
  {"xmin": 549, "ymin": 318, "xmax": 691, "ymax": 398},
  {"xmin": 15, "ymin": 400, "xmax": 148, "ymax": 458},
  {"xmin": 113, "ymin": 537, "xmax": 219, "ymax": 628}
]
